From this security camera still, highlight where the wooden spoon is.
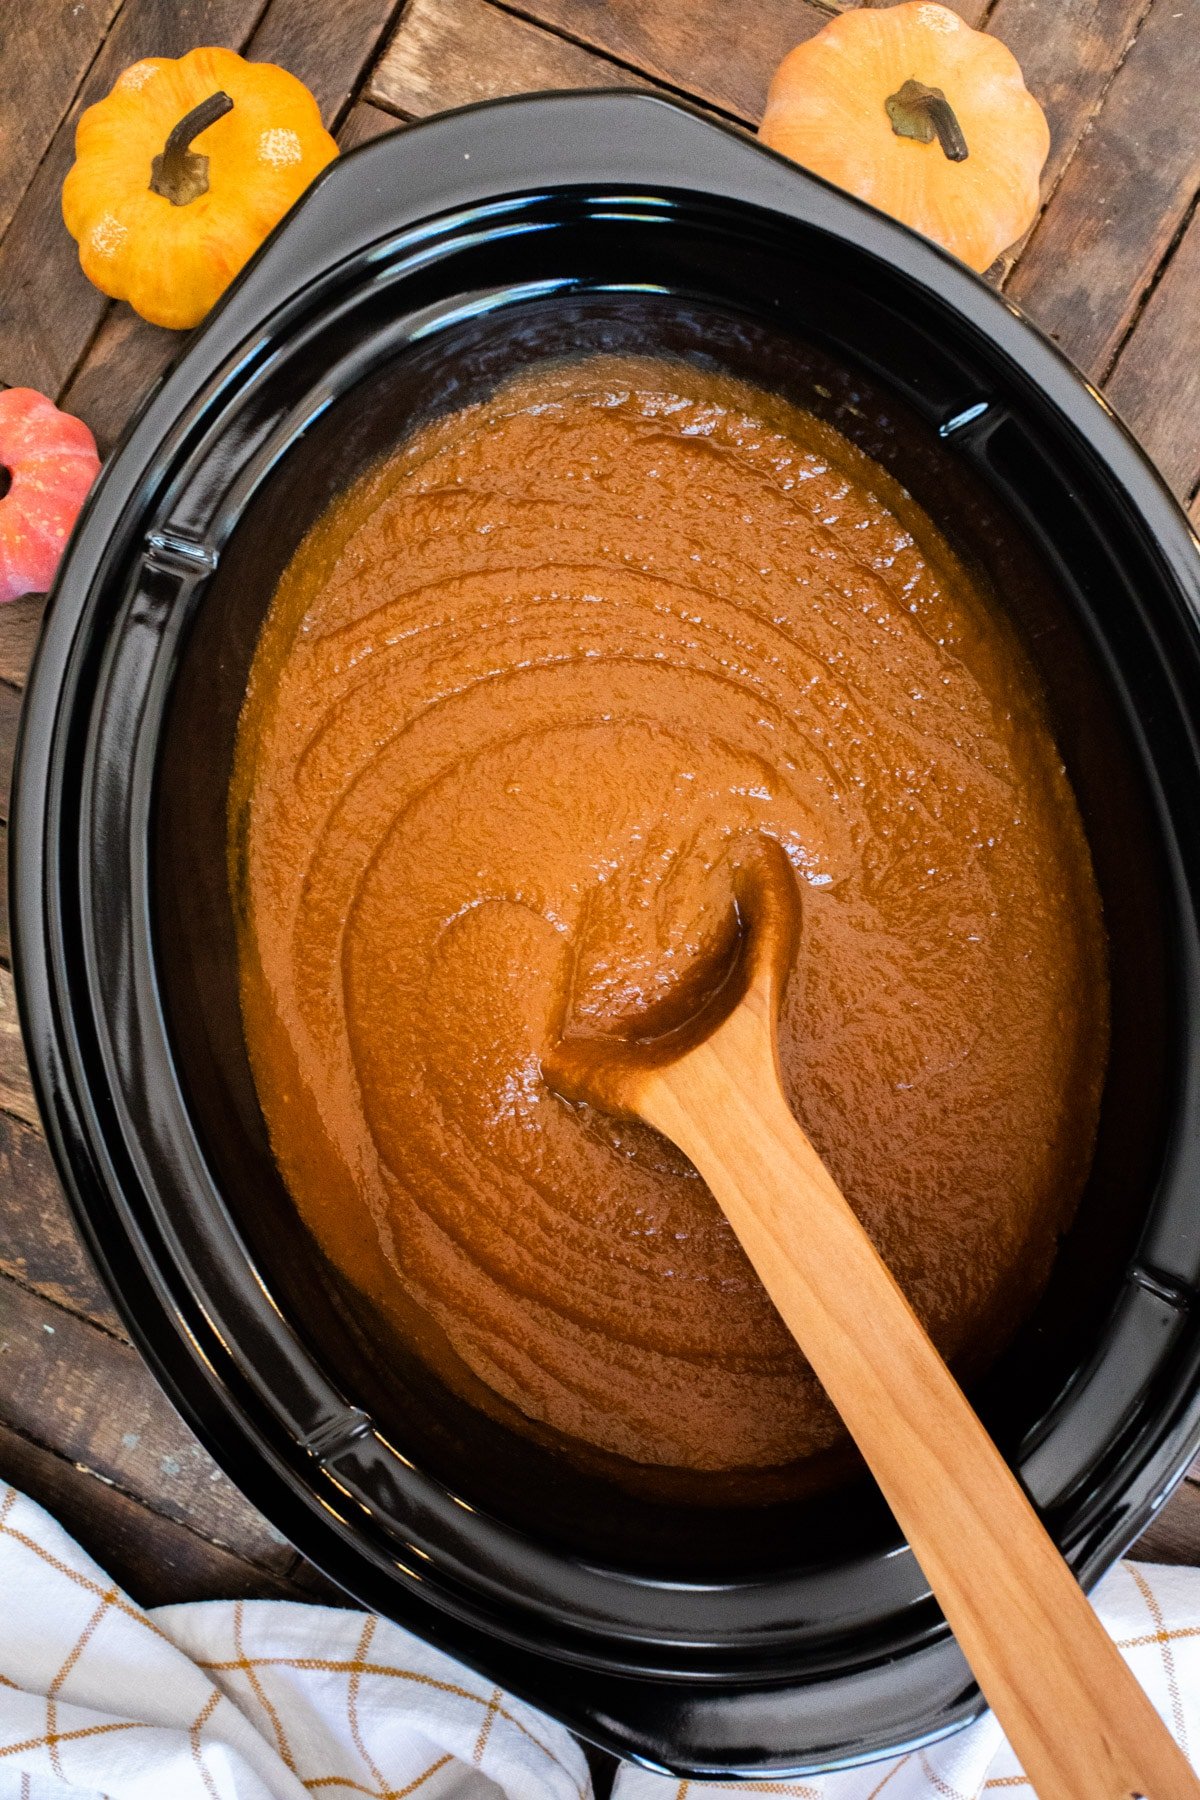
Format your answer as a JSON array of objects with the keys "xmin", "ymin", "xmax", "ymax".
[{"xmin": 545, "ymin": 839, "xmax": 1199, "ymax": 1800}]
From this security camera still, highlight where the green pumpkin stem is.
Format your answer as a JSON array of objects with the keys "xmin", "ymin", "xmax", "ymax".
[
  {"xmin": 885, "ymin": 79, "xmax": 969, "ymax": 162},
  {"xmin": 150, "ymin": 90, "xmax": 234, "ymax": 206}
]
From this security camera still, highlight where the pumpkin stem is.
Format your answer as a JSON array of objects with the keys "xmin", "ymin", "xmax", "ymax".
[
  {"xmin": 885, "ymin": 79, "xmax": 969, "ymax": 162},
  {"xmin": 150, "ymin": 90, "xmax": 234, "ymax": 206}
]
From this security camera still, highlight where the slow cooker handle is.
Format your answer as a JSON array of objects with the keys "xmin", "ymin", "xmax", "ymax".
[{"xmin": 212, "ymin": 91, "xmax": 857, "ymax": 352}]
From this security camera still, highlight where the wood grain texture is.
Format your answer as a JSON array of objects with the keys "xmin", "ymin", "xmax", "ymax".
[
  {"xmin": 246, "ymin": 0, "xmax": 399, "ymax": 127},
  {"xmin": 820, "ymin": 0, "xmax": 991, "ymax": 22},
  {"xmin": 0, "ymin": 1271, "xmax": 295, "ymax": 1568},
  {"xmin": 495, "ymin": 0, "xmax": 829, "ymax": 121},
  {"xmin": 0, "ymin": 1420, "xmax": 312, "ymax": 1606},
  {"xmin": 0, "ymin": 823, "xmax": 9, "ymax": 969},
  {"xmin": 337, "ymin": 101, "xmax": 404, "ymax": 150},
  {"xmin": 370, "ymin": 0, "xmax": 647, "ymax": 119},
  {"xmin": 0, "ymin": 679, "xmax": 23, "ymax": 824},
  {"xmin": 0, "ymin": 0, "xmax": 125, "ymax": 246},
  {"xmin": 59, "ymin": 308, "xmax": 182, "ymax": 461},
  {"xmin": 0, "ymin": 968, "xmax": 37, "ymax": 1129},
  {"xmin": 0, "ymin": 0, "xmax": 269, "ymax": 400},
  {"xmin": 62, "ymin": 0, "xmax": 652, "ymax": 458},
  {"xmin": 1132, "ymin": 1478, "xmax": 1200, "ymax": 1568},
  {"xmin": 987, "ymin": 0, "xmax": 1152, "ymax": 195},
  {"xmin": 58, "ymin": 0, "xmax": 402, "ymax": 459},
  {"xmin": 0, "ymin": 1113, "xmax": 120, "ymax": 1331},
  {"xmin": 1105, "ymin": 200, "xmax": 1200, "ymax": 502},
  {"xmin": 0, "ymin": 594, "xmax": 47, "ymax": 691},
  {"xmin": 1007, "ymin": 0, "xmax": 1200, "ymax": 379}
]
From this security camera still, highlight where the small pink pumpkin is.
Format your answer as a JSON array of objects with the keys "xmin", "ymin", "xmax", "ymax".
[{"xmin": 0, "ymin": 388, "xmax": 100, "ymax": 603}]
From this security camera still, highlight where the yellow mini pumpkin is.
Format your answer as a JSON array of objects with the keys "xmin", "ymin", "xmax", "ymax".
[
  {"xmin": 759, "ymin": 2, "xmax": 1049, "ymax": 273},
  {"xmin": 63, "ymin": 47, "xmax": 338, "ymax": 330}
]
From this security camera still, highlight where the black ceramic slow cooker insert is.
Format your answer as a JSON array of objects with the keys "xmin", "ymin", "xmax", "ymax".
[{"xmin": 13, "ymin": 93, "xmax": 1200, "ymax": 1780}]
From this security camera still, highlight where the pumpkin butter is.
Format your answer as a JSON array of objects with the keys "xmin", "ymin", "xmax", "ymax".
[{"xmin": 230, "ymin": 356, "xmax": 1108, "ymax": 1486}]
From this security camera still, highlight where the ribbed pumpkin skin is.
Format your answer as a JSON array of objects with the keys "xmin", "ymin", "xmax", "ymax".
[
  {"xmin": 63, "ymin": 47, "xmax": 339, "ymax": 330},
  {"xmin": 759, "ymin": 3, "xmax": 1049, "ymax": 274},
  {"xmin": 0, "ymin": 390, "xmax": 100, "ymax": 603}
]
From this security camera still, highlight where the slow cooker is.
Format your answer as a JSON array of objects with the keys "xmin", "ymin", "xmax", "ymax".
[{"xmin": 13, "ymin": 92, "xmax": 1200, "ymax": 1778}]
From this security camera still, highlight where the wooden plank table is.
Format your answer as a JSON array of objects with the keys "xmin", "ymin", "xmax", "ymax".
[{"xmin": 1, "ymin": 0, "xmax": 1199, "ymax": 1679}]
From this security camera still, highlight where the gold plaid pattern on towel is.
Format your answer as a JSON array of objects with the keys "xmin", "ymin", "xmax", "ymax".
[
  {"xmin": 0, "ymin": 1483, "xmax": 588, "ymax": 1799},
  {"xmin": 1, "ymin": 1478, "xmax": 1198, "ymax": 1800}
]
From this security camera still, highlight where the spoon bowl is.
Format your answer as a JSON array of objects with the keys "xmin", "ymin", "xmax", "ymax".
[{"xmin": 546, "ymin": 836, "xmax": 798, "ymax": 1119}]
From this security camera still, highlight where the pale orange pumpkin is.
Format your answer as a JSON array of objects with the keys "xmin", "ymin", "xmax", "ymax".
[{"xmin": 759, "ymin": 3, "xmax": 1049, "ymax": 273}]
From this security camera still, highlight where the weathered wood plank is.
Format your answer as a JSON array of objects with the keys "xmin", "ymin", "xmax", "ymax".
[
  {"xmin": 0, "ymin": 1113, "xmax": 120, "ymax": 1332},
  {"xmin": 495, "ymin": 0, "xmax": 830, "ymax": 122},
  {"xmin": 0, "ymin": 968, "xmax": 37, "ymax": 1130},
  {"xmin": 0, "ymin": 1270, "xmax": 295, "ymax": 1568},
  {"xmin": 822, "ymin": 0, "xmax": 990, "ymax": 23},
  {"xmin": 1130, "ymin": 1476, "xmax": 1200, "ymax": 1567},
  {"xmin": 0, "ymin": 0, "xmax": 126, "ymax": 248},
  {"xmin": 58, "ymin": 307, "xmax": 181, "ymax": 461},
  {"xmin": 0, "ymin": 822, "xmax": 9, "ymax": 970},
  {"xmin": 987, "ymin": 0, "xmax": 1152, "ymax": 199},
  {"xmin": 1104, "ymin": 202, "xmax": 1200, "ymax": 503},
  {"xmin": 249, "ymin": 0, "xmax": 402, "ymax": 130},
  {"xmin": 338, "ymin": 102, "xmax": 404, "ymax": 151},
  {"xmin": 0, "ymin": 0, "xmax": 269, "ymax": 400},
  {"xmin": 270, "ymin": 1549, "xmax": 353, "ymax": 1606},
  {"xmin": 1007, "ymin": 0, "xmax": 1200, "ymax": 380},
  {"xmin": 0, "ymin": 1419, "xmax": 310, "ymax": 1607},
  {"xmin": 59, "ymin": 0, "xmax": 398, "ymax": 460},
  {"xmin": 0, "ymin": 679, "xmax": 23, "ymax": 824},
  {"xmin": 937, "ymin": 0, "xmax": 990, "ymax": 21},
  {"xmin": 0, "ymin": 593, "xmax": 47, "ymax": 691},
  {"xmin": 371, "ymin": 0, "xmax": 649, "ymax": 119}
]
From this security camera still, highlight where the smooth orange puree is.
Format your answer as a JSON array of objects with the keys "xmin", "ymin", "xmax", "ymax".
[{"xmin": 230, "ymin": 356, "xmax": 1109, "ymax": 1485}]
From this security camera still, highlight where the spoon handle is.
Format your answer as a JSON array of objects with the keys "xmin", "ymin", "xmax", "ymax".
[{"xmin": 639, "ymin": 990, "xmax": 1199, "ymax": 1800}]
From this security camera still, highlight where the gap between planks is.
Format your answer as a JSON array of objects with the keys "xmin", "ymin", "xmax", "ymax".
[
  {"xmin": 994, "ymin": 0, "xmax": 1157, "ymax": 287},
  {"xmin": 0, "ymin": 1414, "xmax": 322, "ymax": 1606},
  {"xmin": 477, "ymin": 0, "xmax": 752, "ymax": 125},
  {"xmin": 0, "ymin": 0, "xmax": 128, "ymax": 254},
  {"xmin": 0, "ymin": 1266, "xmax": 296, "ymax": 1568},
  {"xmin": 1102, "ymin": 183, "xmax": 1200, "ymax": 389},
  {"xmin": 1006, "ymin": 0, "xmax": 1200, "ymax": 380},
  {"xmin": 56, "ymin": 0, "xmax": 413, "ymax": 440}
]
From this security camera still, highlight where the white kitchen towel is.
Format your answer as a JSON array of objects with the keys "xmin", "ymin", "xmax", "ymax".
[{"xmin": 0, "ymin": 1479, "xmax": 1196, "ymax": 1800}]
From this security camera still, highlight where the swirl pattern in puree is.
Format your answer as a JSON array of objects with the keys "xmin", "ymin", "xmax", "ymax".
[{"xmin": 230, "ymin": 356, "xmax": 1108, "ymax": 1487}]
